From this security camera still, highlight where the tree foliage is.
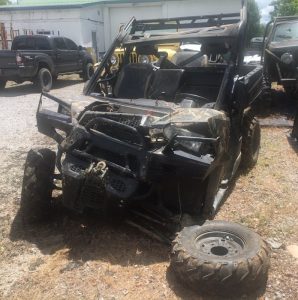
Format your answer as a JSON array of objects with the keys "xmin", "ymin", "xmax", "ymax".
[
  {"xmin": 247, "ymin": 0, "xmax": 262, "ymax": 40},
  {"xmin": 271, "ymin": 0, "xmax": 298, "ymax": 17},
  {"xmin": 0, "ymin": 0, "xmax": 10, "ymax": 4}
]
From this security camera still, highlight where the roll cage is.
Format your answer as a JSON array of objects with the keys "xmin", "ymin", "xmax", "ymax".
[{"xmin": 84, "ymin": 0, "xmax": 248, "ymax": 96}]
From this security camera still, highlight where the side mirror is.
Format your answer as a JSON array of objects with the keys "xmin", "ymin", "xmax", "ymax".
[{"xmin": 78, "ymin": 45, "xmax": 83, "ymax": 51}]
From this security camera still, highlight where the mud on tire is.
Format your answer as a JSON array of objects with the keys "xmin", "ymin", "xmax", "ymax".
[
  {"xmin": 21, "ymin": 148, "xmax": 56, "ymax": 224},
  {"xmin": 241, "ymin": 117, "xmax": 261, "ymax": 169},
  {"xmin": 170, "ymin": 221, "xmax": 270, "ymax": 296}
]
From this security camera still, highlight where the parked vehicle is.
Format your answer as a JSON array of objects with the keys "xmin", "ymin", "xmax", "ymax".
[
  {"xmin": 263, "ymin": 16, "xmax": 298, "ymax": 99},
  {"xmin": 21, "ymin": 1, "xmax": 269, "ymax": 296},
  {"xmin": 0, "ymin": 35, "xmax": 94, "ymax": 92}
]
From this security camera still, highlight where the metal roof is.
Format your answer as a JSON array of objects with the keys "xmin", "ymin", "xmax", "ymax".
[{"xmin": 0, "ymin": 0, "xmax": 179, "ymax": 11}]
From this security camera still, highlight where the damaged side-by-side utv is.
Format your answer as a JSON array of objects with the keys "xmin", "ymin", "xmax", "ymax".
[{"xmin": 21, "ymin": 1, "xmax": 270, "ymax": 296}]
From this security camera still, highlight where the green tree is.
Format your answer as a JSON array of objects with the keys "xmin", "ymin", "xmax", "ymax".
[
  {"xmin": 0, "ymin": 0, "xmax": 11, "ymax": 4},
  {"xmin": 271, "ymin": 0, "xmax": 298, "ymax": 17},
  {"xmin": 247, "ymin": 0, "xmax": 262, "ymax": 40}
]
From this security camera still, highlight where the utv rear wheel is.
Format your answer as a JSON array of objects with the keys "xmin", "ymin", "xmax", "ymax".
[
  {"xmin": 21, "ymin": 148, "xmax": 56, "ymax": 224},
  {"xmin": 82, "ymin": 63, "xmax": 94, "ymax": 81},
  {"xmin": 171, "ymin": 221, "xmax": 270, "ymax": 296},
  {"xmin": 36, "ymin": 68, "xmax": 53, "ymax": 92},
  {"xmin": 0, "ymin": 80, "xmax": 6, "ymax": 89},
  {"xmin": 241, "ymin": 117, "xmax": 261, "ymax": 169}
]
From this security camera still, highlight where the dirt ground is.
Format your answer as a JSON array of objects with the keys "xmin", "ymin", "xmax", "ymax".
[{"xmin": 0, "ymin": 76, "xmax": 297, "ymax": 300}]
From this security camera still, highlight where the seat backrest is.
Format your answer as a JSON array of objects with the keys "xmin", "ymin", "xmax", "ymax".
[
  {"xmin": 113, "ymin": 63, "xmax": 154, "ymax": 99},
  {"xmin": 148, "ymin": 69, "xmax": 184, "ymax": 101}
]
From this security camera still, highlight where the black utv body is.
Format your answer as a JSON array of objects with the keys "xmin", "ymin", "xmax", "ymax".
[
  {"xmin": 24, "ymin": 4, "xmax": 264, "ymax": 226},
  {"xmin": 263, "ymin": 16, "xmax": 298, "ymax": 99},
  {"xmin": 21, "ymin": 2, "xmax": 271, "ymax": 295}
]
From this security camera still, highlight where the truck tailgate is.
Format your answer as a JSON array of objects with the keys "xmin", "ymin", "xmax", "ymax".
[{"xmin": 0, "ymin": 51, "xmax": 17, "ymax": 69}]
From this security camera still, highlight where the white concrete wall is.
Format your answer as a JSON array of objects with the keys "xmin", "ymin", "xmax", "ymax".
[
  {"xmin": 0, "ymin": 0, "xmax": 242, "ymax": 52},
  {"xmin": 0, "ymin": 8, "xmax": 94, "ymax": 49},
  {"xmin": 102, "ymin": 0, "xmax": 242, "ymax": 49}
]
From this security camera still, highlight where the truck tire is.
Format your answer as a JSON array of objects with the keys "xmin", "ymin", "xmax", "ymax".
[
  {"xmin": 171, "ymin": 221, "xmax": 270, "ymax": 296},
  {"xmin": 21, "ymin": 148, "xmax": 56, "ymax": 224},
  {"xmin": 0, "ymin": 80, "xmax": 6, "ymax": 90},
  {"xmin": 241, "ymin": 117, "xmax": 261, "ymax": 169},
  {"xmin": 82, "ymin": 63, "xmax": 94, "ymax": 81},
  {"xmin": 36, "ymin": 68, "xmax": 53, "ymax": 92}
]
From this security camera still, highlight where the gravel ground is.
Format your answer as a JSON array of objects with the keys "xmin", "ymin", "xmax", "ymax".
[{"xmin": 0, "ymin": 77, "xmax": 297, "ymax": 299}]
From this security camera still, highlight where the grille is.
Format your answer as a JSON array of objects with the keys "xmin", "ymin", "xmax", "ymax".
[
  {"xmin": 103, "ymin": 115, "xmax": 142, "ymax": 128},
  {"xmin": 109, "ymin": 178, "xmax": 126, "ymax": 193},
  {"xmin": 80, "ymin": 113, "xmax": 142, "ymax": 129}
]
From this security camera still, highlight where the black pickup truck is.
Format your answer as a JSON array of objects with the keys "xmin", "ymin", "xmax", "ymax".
[{"xmin": 0, "ymin": 35, "xmax": 94, "ymax": 92}]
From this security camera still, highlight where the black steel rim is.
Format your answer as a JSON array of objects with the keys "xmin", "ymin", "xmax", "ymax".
[
  {"xmin": 195, "ymin": 231, "xmax": 245, "ymax": 258},
  {"xmin": 88, "ymin": 65, "xmax": 94, "ymax": 79},
  {"xmin": 43, "ymin": 72, "xmax": 51, "ymax": 86}
]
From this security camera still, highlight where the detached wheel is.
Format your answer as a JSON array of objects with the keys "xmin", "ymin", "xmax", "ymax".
[
  {"xmin": 82, "ymin": 63, "xmax": 94, "ymax": 81},
  {"xmin": 241, "ymin": 117, "xmax": 261, "ymax": 169},
  {"xmin": 0, "ymin": 80, "xmax": 6, "ymax": 90},
  {"xmin": 171, "ymin": 221, "xmax": 270, "ymax": 296},
  {"xmin": 21, "ymin": 148, "xmax": 56, "ymax": 224},
  {"xmin": 36, "ymin": 68, "xmax": 52, "ymax": 92}
]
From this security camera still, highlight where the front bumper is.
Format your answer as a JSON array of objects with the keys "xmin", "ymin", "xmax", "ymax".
[{"xmin": 37, "ymin": 93, "xmax": 220, "ymax": 211}]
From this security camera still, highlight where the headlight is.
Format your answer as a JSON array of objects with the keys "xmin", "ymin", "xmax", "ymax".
[
  {"xmin": 138, "ymin": 55, "xmax": 150, "ymax": 64},
  {"xmin": 281, "ymin": 53, "xmax": 293, "ymax": 65},
  {"xmin": 163, "ymin": 124, "xmax": 202, "ymax": 153},
  {"xmin": 110, "ymin": 54, "xmax": 118, "ymax": 66}
]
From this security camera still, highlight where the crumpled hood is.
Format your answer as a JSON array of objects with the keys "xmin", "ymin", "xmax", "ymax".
[{"xmin": 152, "ymin": 108, "xmax": 230, "ymax": 153}]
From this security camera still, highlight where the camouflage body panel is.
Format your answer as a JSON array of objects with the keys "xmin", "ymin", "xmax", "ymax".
[{"xmin": 152, "ymin": 108, "xmax": 230, "ymax": 156}]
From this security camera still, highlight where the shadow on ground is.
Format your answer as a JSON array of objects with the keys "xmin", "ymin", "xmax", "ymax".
[
  {"xmin": 256, "ymin": 89, "xmax": 297, "ymax": 118},
  {"xmin": 2, "ymin": 78, "xmax": 82, "ymax": 97},
  {"xmin": 10, "ymin": 205, "xmax": 168, "ymax": 266},
  {"xmin": 10, "ymin": 205, "xmax": 265, "ymax": 300}
]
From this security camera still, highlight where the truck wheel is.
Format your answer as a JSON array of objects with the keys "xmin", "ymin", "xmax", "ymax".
[
  {"xmin": 241, "ymin": 117, "xmax": 260, "ymax": 169},
  {"xmin": 82, "ymin": 63, "xmax": 94, "ymax": 81},
  {"xmin": 21, "ymin": 148, "xmax": 56, "ymax": 224},
  {"xmin": 171, "ymin": 221, "xmax": 270, "ymax": 296},
  {"xmin": 36, "ymin": 68, "xmax": 53, "ymax": 92},
  {"xmin": 0, "ymin": 80, "xmax": 6, "ymax": 89}
]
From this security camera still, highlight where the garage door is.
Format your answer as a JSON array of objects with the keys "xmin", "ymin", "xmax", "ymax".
[{"xmin": 109, "ymin": 5, "xmax": 163, "ymax": 42}]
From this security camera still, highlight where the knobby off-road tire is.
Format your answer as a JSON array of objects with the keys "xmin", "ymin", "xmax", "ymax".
[
  {"xmin": 171, "ymin": 221, "xmax": 270, "ymax": 297},
  {"xmin": 82, "ymin": 63, "xmax": 94, "ymax": 81},
  {"xmin": 21, "ymin": 148, "xmax": 56, "ymax": 224},
  {"xmin": 241, "ymin": 117, "xmax": 261, "ymax": 169},
  {"xmin": 0, "ymin": 80, "xmax": 6, "ymax": 90},
  {"xmin": 35, "ymin": 68, "xmax": 53, "ymax": 92}
]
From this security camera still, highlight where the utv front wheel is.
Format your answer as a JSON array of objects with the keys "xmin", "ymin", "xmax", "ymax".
[
  {"xmin": 171, "ymin": 221, "xmax": 270, "ymax": 296},
  {"xmin": 21, "ymin": 148, "xmax": 56, "ymax": 224},
  {"xmin": 241, "ymin": 117, "xmax": 261, "ymax": 169}
]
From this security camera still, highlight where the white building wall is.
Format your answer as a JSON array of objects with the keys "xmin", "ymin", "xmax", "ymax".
[
  {"xmin": 0, "ymin": 0, "xmax": 242, "ymax": 53},
  {"xmin": 0, "ymin": 8, "xmax": 84, "ymax": 48},
  {"xmin": 102, "ymin": 0, "xmax": 242, "ymax": 49}
]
